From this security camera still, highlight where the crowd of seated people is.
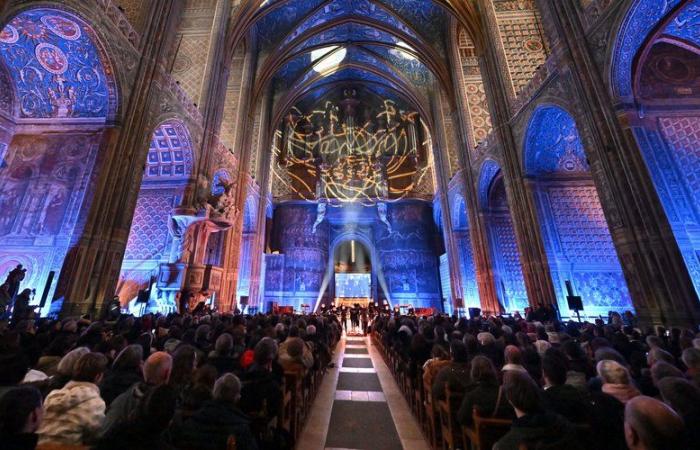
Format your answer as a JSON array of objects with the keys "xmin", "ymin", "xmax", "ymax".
[
  {"xmin": 0, "ymin": 310, "xmax": 340, "ymax": 450},
  {"xmin": 373, "ymin": 309, "xmax": 700, "ymax": 450}
]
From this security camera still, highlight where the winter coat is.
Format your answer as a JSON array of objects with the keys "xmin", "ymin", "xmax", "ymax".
[
  {"xmin": 432, "ymin": 362, "xmax": 471, "ymax": 401},
  {"xmin": 167, "ymin": 400, "xmax": 258, "ymax": 450},
  {"xmin": 38, "ymin": 381, "xmax": 105, "ymax": 445},
  {"xmin": 102, "ymin": 382, "xmax": 154, "ymax": 435},
  {"xmin": 542, "ymin": 384, "xmax": 591, "ymax": 423}
]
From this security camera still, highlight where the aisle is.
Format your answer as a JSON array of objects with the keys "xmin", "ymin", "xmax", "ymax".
[{"xmin": 296, "ymin": 334, "xmax": 430, "ymax": 450}]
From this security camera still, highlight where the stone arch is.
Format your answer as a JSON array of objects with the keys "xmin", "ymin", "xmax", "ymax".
[
  {"xmin": 523, "ymin": 105, "xmax": 633, "ymax": 317},
  {"xmin": 611, "ymin": 0, "xmax": 700, "ymax": 296},
  {"xmin": 116, "ymin": 119, "xmax": 196, "ymax": 308},
  {"xmin": 0, "ymin": 6, "xmax": 119, "ymax": 121},
  {"xmin": 0, "ymin": 6, "xmax": 123, "ymax": 315},
  {"xmin": 478, "ymin": 159, "xmax": 527, "ymax": 312}
]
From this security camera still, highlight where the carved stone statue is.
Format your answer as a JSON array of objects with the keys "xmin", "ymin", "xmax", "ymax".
[
  {"xmin": 377, "ymin": 201, "xmax": 393, "ymax": 234},
  {"xmin": 311, "ymin": 201, "xmax": 327, "ymax": 234}
]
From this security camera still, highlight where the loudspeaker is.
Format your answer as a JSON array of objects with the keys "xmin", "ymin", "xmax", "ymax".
[
  {"xmin": 468, "ymin": 307, "xmax": 482, "ymax": 319},
  {"xmin": 567, "ymin": 296, "xmax": 583, "ymax": 311},
  {"xmin": 38, "ymin": 271, "xmax": 55, "ymax": 310},
  {"xmin": 240, "ymin": 295, "xmax": 249, "ymax": 306},
  {"xmin": 136, "ymin": 289, "xmax": 150, "ymax": 303},
  {"xmin": 455, "ymin": 297, "xmax": 464, "ymax": 308}
]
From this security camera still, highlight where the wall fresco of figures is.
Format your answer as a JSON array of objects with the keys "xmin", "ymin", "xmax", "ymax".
[{"xmin": 0, "ymin": 132, "xmax": 102, "ymax": 308}]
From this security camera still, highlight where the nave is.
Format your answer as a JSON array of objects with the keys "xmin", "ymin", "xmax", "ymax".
[{"xmin": 298, "ymin": 334, "xmax": 429, "ymax": 450}]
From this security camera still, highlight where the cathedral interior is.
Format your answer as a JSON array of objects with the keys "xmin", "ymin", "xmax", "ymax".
[{"xmin": 0, "ymin": 0, "xmax": 699, "ymax": 328}]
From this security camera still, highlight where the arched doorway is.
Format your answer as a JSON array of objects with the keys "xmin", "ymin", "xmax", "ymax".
[
  {"xmin": 333, "ymin": 239, "xmax": 374, "ymax": 309},
  {"xmin": 478, "ymin": 160, "xmax": 528, "ymax": 313},
  {"xmin": 0, "ymin": 8, "xmax": 117, "ymax": 315},
  {"xmin": 117, "ymin": 119, "xmax": 194, "ymax": 313},
  {"xmin": 612, "ymin": 0, "xmax": 700, "ymax": 295},
  {"xmin": 524, "ymin": 105, "xmax": 632, "ymax": 318}
]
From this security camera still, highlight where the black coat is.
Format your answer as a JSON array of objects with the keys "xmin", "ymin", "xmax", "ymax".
[
  {"xmin": 457, "ymin": 382, "xmax": 514, "ymax": 425},
  {"xmin": 168, "ymin": 400, "xmax": 258, "ymax": 450},
  {"xmin": 588, "ymin": 391, "xmax": 626, "ymax": 450},
  {"xmin": 239, "ymin": 364, "xmax": 283, "ymax": 422},
  {"xmin": 493, "ymin": 412, "xmax": 583, "ymax": 450},
  {"xmin": 100, "ymin": 369, "xmax": 143, "ymax": 406},
  {"xmin": 542, "ymin": 384, "xmax": 590, "ymax": 424}
]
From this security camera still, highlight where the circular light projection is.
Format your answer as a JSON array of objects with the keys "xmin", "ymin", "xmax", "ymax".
[{"xmin": 311, "ymin": 46, "xmax": 346, "ymax": 74}]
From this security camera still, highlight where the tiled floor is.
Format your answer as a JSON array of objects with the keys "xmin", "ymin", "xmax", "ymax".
[{"xmin": 295, "ymin": 335, "xmax": 431, "ymax": 450}]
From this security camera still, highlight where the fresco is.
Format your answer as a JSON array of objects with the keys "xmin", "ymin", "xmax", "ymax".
[{"xmin": 0, "ymin": 9, "xmax": 111, "ymax": 119}]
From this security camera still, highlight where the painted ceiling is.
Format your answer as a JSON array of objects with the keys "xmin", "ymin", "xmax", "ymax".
[
  {"xmin": 253, "ymin": 0, "xmax": 449, "ymax": 122},
  {"xmin": 525, "ymin": 106, "xmax": 589, "ymax": 176},
  {"xmin": 0, "ymin": 9, "xmax": 111, "ymax": 119}
]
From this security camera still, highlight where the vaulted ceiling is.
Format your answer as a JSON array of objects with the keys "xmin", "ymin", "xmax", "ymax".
[{"xmin": 228, "ymin": 0, "xmax": 484, "ymax": 124}]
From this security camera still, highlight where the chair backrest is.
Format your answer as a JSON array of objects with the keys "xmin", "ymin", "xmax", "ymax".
[
  {"xmin": 472, "ymin": 407, "xmax": 512, "ymax": 449},
  {"xmin": 36, "ymin": 444, "xmax": 89, "ymax": 450}
]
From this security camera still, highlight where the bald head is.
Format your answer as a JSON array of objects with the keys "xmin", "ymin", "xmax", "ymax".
[
  {"xmin": 143, "ymin": 351, "xmax": 172, "ymax": 385},
  {"xmin": 624, "ymin": 396, "xmax": 684, "ymax": 450}
]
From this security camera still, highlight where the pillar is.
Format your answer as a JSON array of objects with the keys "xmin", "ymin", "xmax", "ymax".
[{"xmin": 541, "ymin": 0, "xmax": 700, "ymax": 327}]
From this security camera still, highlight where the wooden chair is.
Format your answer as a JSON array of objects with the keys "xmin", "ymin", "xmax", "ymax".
[
  {"xmin": 438, "ymin": 386, "xmax": 464, "ymax": 450},
  {"xmin": 462, "ymin": 407, "xmax": 513, "ymax": 450},
  {"xmin": 36, "ymin": 444, "xmax": 89, "ymax": 450},
  {"xmin": 424, "ymin": 383, "xmax": 441, "ymax": 449}
]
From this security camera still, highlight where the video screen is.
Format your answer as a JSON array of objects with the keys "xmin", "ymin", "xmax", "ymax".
[{"xmin": 335, "ymin": 273, "xmax": 371, "ymax": 298}]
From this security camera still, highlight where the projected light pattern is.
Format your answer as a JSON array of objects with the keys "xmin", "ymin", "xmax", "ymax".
[{"xmin": 272, "ymin": 95, "xmax": 431, "ymax": 205}]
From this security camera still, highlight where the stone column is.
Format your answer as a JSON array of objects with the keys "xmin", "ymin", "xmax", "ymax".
[
  {"xmin": 247, "ymin": 88, "xmax": 274, "ymax": 308},
  {"xmin": 431, "ymin": 91, "xmax": 465, "ymax": 309},
  {"xmin": 542, "ymin": 0, "xmax": 700, "ymax": 326},
  {"xmin": 217, "ymin": 38, "xmax": 258, "ymax": 311},
  {"xmin": 448, "ymin": 23, "xmax": 500, "ymax": 313},
  {"xmin": 55, "ymin": 0, "xmax": 184, "ymax": 317},
  {"xmin": 475, "ymin": 0, "xmax": 558, "ymax": 308}
]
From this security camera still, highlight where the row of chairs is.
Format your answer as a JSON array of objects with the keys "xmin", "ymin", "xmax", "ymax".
[{"xmin": 372, "ymin": 332, "xmax": 512, "ymax": 450}]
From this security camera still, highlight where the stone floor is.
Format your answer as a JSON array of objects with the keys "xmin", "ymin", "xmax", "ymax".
[{"xmin": 296, "ymin": 335, "xmax": 431, "ymax": 450}]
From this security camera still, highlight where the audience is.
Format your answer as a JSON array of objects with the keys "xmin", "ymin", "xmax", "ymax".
[
  {"xmin": 1, "ymin": 293, "xmax": 699, "ymax": 450},
  {"xmin": 168, "ymin": 373, "xmax": 257, "ymax": 450},
  {"xmin": 38, "ymin": 352, "xmax": 108, "ymax": 446},
  {"xmin": 624, "ymin": 396, "xmax": 684, "ymax": 450},
  {"xmin": 494, "ymin": 371, "xmax": 581, "ymax": 450},
  {"xmin": 373, "ymin": 307, "xmax": 698, "ymax": 450},
  {"xmin": 0, "ymin": 386, "xmax": 43, "ymax": 450},
  {"xmin": 457, "ymin": 355, "xmax": 514, "ymax": 425}
]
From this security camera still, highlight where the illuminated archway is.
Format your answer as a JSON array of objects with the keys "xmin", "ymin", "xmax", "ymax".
[
  {"xmin": 524, "ymin": 105, "xmax": 632, "ymax": 317},
  {"xmin": 613, "ymin": 0, "xmax": 700, "ymax": 295},
  {"xmin": 478, "ymin": 160, "xmax": 527, "ymax": 312},
  {"xmin": 117, "ymin": 119, "xmax": 194, "ymax": 310}
]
